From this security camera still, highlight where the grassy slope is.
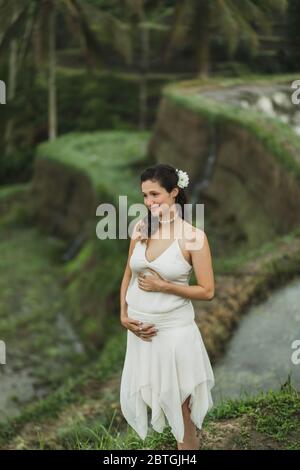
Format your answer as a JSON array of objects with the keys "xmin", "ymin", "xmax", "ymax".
[
  {"xmin": 33, "ymin": 130, "xmax": 152, "ymax": 349},
  {"xmin": 36, "ymin": 130, "xmax": 151, "ymax": 204},
  {"xmin": 0, "ymin": 130, "xmax": 152, "ymax": 447},
  {"xmin": 0, "ymin": 186, "xmax": 91, "ymax": 421}
]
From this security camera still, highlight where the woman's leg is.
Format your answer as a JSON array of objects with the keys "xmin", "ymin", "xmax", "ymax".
[{"xmin": 177, "ymin": 395, "xmax": 201, "ymax": 450}]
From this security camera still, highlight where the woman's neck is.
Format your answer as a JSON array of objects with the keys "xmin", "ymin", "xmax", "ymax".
[{"xmin": 158, "ymin": 208, "xmax": 178, "ymax": 224}]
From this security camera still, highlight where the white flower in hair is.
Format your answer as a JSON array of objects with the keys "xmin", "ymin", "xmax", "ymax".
[{"xmin": 176, "ymin": 168, "xmax": 189, "ymax": 188}]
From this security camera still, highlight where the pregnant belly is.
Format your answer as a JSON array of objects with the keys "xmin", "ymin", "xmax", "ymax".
[{"xmin": 125, "ymin": 280, "xmax": 190, "ymax": 314}]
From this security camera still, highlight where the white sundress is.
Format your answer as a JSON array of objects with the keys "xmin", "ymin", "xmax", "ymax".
[{"xmin": 120, "ymin": 237, "xmax": 215, "ymax": 444}]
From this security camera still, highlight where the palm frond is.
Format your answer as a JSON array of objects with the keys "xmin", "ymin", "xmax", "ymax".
[
  {"xmin": 77, "ymin": 1, "xmax": 133, "ymax": 65},
  {"xmin": 18, "ymin": 1, "xmax": 39, "ymax": 64},
  {"xmin": 0, "ymin": 3, "xmax": 30, "ymax": 58},
  {"xmin": 253, "ymin": 0, "xmax": 288, "ymax": 16},
  {"xmin": 165, "ymin": 0, "xmax": 190, "ymax": 52}
]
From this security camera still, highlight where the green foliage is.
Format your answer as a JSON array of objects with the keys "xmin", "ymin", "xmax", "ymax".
[
  {"xmin": 0, "ymin": 324, "xmax": 126, "ymax": 447},
  {"xmin": 168, "ymin": 0, "xmax": 288, "ymax": 74},
  {"xmin": 0, "ymin": 67, "xmax": 158, "ymax": 183}
]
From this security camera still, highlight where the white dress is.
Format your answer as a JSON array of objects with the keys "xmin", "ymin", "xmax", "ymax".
[{"xmin": 120, "ymin": 237, "xmax": 215, "ymax": 444}]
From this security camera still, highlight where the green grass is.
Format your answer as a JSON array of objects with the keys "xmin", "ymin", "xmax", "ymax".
[
  {"xmin": 0, "ymin": 321, "xmax": 126, "ymax": 447},
  {"xmin": 207, "ymin": 381, "xmax": 300, "ymax": 448},
  {"xmin": 213, "ymin": 226, "xmax": 300, "ymax": 274},
  {"xmin": 36, "ymin": 130, "xmax": 151, "ymax": 204},
  {"xmin": 0, "ymin": 223, "xmax": 90, "ymax": 414},
  {"xmin": 0, "ymin": 183, "xmax": 31, "ymax": 200},
  {"xmin": 172, "ymin": 72, "xmax": 300, "ymax": 90},
  {"xmin": 17, "ymin": 378, "xmax": 299, "ymax": 450}
]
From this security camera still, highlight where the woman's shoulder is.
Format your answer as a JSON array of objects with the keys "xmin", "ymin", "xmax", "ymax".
[
  {"xmin": 130, "ymin": 219, "xmax": 147, "ymax": 245},
  {"xmin": 180, "ymin": 220, "xmax": 206, "ymax": 250}
]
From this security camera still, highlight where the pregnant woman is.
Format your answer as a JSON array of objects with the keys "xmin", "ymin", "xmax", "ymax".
[{"xmin": 119, "ymin": 163, "xmax": 215, "ymax": 450}]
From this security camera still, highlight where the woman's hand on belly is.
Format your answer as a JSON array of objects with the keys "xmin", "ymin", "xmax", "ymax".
[
  {"xmin": 137, "ymin": 268, "xmax": 169, "ymax": 293},
  {"xmin": 121, "ymin": 316, "xmax": 158, "ymax": 341}
]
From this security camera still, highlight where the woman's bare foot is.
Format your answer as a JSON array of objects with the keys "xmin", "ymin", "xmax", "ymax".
[{"xmin": 177, "ymin": 431, "xmax": 201, "ymax": 450}]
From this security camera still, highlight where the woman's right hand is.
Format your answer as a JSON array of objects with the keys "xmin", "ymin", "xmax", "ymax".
[{"xmin": 121, "ymin": 317, "xmax": 158, "ymax": 342}]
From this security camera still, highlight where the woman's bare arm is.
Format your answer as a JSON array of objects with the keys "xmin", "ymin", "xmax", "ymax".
[
  {"xmin": 120, "ymin": 222, "xmax": 140, "ymax": 321},
  {"xmin": 120, "ymin": 264, "xmax": 133, "ymax": 321},
  {"xmin": 163, "ymin": 229, "xmax": 215, "ymax": 300}
]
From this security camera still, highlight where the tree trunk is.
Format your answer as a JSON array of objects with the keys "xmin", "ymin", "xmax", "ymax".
[
  {"xmin": 197, "ymin": 37, "xmax": 210, "ymax": 78},
  {"xmin": 196, "ymin": 1, "xmax": 211, "ymax": 78},
  {"xmin": 4, "ymin": 39, "xmax": 18, "ymax": 156},
  {"xmin": 139, "ymin": 25, "xmax": 149, "ymax": 130},
  {"xmin": 138, "ymin": 10, "xmax": 149, "ymax": 130},
  {"xmin": 48, "ymin": 6, "xmax": 57, "ymax": 141}
]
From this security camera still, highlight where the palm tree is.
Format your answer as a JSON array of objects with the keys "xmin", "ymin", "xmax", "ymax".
[
  {"xmin": 124, "ymin": 0, "xmax": 166, "ymax": 129},
  {"xmin": 0, "ymin": 2, "xmax": 20, "ymax": 155},
  {"xmin": 85, "ymin": 0, "xmax": 167, "ymax": 130},
  {"xmin": 287, "ymin": 0, "xmax": 300, "ymax": 69},
  {"xmin": 165, "ymin": 0, "xmax": 288, "ymax": 77},
  {"xmin": 0, "ymin": 0, "xmax": 132, "ymax": 146}
]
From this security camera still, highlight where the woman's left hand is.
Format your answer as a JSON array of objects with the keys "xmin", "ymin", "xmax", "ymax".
[{"xmin": 138, "ymin": 268, "xmax": 168, "ymax": 292}]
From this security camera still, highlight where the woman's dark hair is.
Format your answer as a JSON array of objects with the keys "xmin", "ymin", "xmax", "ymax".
[{"xmin": 139, "ymin": 163, "xmax": 190, "ymax": 240}]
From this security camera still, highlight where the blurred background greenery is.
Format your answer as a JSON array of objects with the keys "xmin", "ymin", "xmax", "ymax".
[
  {"xmin": 0, "ymin": 0, "xmax": 300, "ymax": 450},
  {"xmin": 1, "ymin": 0, "xmax": 300, "ymax": 180}
]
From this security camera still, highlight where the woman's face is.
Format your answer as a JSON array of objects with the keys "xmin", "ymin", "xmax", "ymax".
[{"xmin": 141, "ymin": 180, "xmax": 178, "ymax": 217}]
